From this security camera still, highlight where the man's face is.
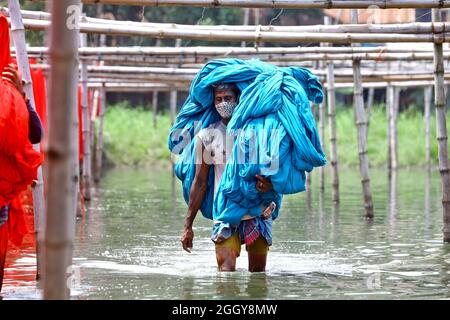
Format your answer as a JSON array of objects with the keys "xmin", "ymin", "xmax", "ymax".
[
  {"xmin": 213, "ymin": 88, "xmax": 238, "ymax": 120},
  {"xmin": 214, "ymin": 89, "xmax": 237, "ymax": 106}
]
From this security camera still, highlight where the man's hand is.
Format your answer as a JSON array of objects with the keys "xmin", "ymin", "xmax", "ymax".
[
  {"xmin": 255, "ymin": 174, "xmax": 273, "ymax": 193},
  {"xmin": 2, "ymin": 64, "xmax": 25, "ymax": 98},
  {"xmin": 180, "ymin": 227, "xmax": 194, "ymax": 253}
]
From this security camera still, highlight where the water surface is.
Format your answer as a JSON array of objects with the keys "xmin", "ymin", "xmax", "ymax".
[{"xmin": 3, "ymin": 166, "xmax": 450, "ymax": 300}]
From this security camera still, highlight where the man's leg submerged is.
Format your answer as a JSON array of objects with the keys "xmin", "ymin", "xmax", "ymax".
[
  {"xmin": 215, "ymin": 232, "xmax": 240, "ymax": 272},
  {"xmin": 247, "ymin": 236, "xmax": 269, "ymax": 272}
]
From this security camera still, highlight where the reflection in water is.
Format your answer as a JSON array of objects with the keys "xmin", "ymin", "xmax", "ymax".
[
  {"xmin": 2, "ymin": 166, "xmax": 450, "ymax": 300},
  {"xmin": 171, "ymin": 165, "xmax": 177, "ymax": 216},
  {"xmin": 424, "ymin": 170, "xmax": 431, "ymax": 234},
  {"xmin": 245, "ymin": 273, "xmax": 268, "ymax": 299},
  {"xmin": 331, "ymin": 202, "xmax": 340, "ymax": 242},
  {"xmin": 388, "ymin": 169, "xmax": 397, "ymax": 238},
  {"xmin": 215, "ymin": 273, "xmax": 242, "ymax": 298},
  {"xmin": 318, "ymin": 189, "xmax": 325, "ymax": 238}
]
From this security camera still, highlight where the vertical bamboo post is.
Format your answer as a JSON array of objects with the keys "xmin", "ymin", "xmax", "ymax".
[
  {"xmin": 170, "ymin": 87, "xmax": 177, "ymax": 126},
  {"xmin": 253, "ymin": 8, "xmax": 261, "ymax": 47},
  {"xmin": 7, "ymin": 0, "xmax": 46, "ymax": 280},
  {"xmin": 96, "ymin": 3, "xmax": 104, "ymax": 46},
  {"xmin": 424, "ymin": 86, "xmax": 432, "ymax": 166},
  {"xmin": 306, "ymin": 101, "xmax": 315, "ymax": 189},
  {"xmin": 90, "ymin": 88, "xmax": 100, "ymax": 152},
  {"xmin": 432, "ymin": 8, "xmax": 450, "ymax": 243},
  {"xmin": 241, "ymin": 8, "xmax": 250, "ymax": 47},
  {"xmin": 71, "ymin": 9, "xmax": 82, "ymax": 219},
  {"xmin": 95, "ymin": 83, "xmax": 106, "ymax": 183},
  {"xmin": 45, "ymin": 0, "xmax": 80, "ymax": 300},
  {"xmin": 351, "ymin": 9, "xmax": 373, "ymax": 217},
  {"xmin": 319, "ymin": 102, "xmax": 326, "ymax": 192},
  {"xmin": 386, "ymin": 85, "xmax": 391, "ymax": 170},
  {"xmin": 388, "ymin": 168, "xmax": 397, "ymax": 236},
  {"xmin": 387, "ymin": 85, "xmax": 399, "ymax": 171},
  {"xmin": 325, "ymin": 15, "xmax": 339, "ymax": 202},
  {"xmin": 80, "ymin": 31, "xmax": 92, "ymax": 201},
  {"xmin": 253, "ymin": 8, "xmax": 260, "ymax": 25},
  {"xmin": 153, "ymin": 91, "xmax": 158, "ymax": 128},
  {"xmin": 318, "ymin": 33, "xmax": 326, "ymax": 193},
  {"xmin": 394, "ymin": 87, "xmax": 400, "ymax": 169}
]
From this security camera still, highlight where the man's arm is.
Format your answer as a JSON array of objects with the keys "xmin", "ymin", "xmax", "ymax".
[
  {"xmin": 180, "ymin": 137, "xmax": 211, "ymax": 253},
  {"xmin": 26, "ymin": 99, "xmax": 43, "ymax": 144}
]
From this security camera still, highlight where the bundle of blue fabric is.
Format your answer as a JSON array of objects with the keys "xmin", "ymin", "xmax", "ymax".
[{"xmin": 168, "ymin": 58, "xmax": 326, "ymax": 225}]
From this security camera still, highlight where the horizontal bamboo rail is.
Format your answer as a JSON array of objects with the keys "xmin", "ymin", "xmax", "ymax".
[
  {"xmin": 12, "ymin": 45, "xmax": 442, "ymax": 56},
  {"xmin": 14, "ymin": 48, "xmax": 450, "ymax": 63},
  {"xmin": 84, "ymin": 80, "xmax": 450, "ymax": 92},
  {"xmin": 10, "ymin": 18, "xmax": 450, "ymax": 43},
  {"xmin": 2, "ymin": 8, "xmax": 450, "ymax": 35},
  {"xmin": 27, "ymin": 0, "xmax": 450, "ymax": 9}
]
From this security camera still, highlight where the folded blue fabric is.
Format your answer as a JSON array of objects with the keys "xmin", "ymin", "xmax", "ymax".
[{"xmin": 168, "ymin": 58, "xmax": 326, "ymax": 225}]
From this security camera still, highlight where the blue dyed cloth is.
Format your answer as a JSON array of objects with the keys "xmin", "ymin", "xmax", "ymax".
[{"xmin": 168, "ymin": 58, "xmax": 326, "ymax": 225}]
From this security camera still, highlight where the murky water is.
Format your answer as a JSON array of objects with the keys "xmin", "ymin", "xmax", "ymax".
[{"xmin": 2, "ymin": 166, "xmax": 450, "ymax": 299}]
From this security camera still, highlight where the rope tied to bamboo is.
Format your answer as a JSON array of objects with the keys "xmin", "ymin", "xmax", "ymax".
[{"xmin": 375, "ymin": 47, "xmax": 387, "ymax": 62}]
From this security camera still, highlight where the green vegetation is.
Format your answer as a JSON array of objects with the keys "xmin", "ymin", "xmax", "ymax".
[
  {"xmin": 102, "ymin": 102, "xmax": 171, "ymax": 167},
  {"xmin": 102, "ymin": 103, "xmax": 449, "ymax": 168},
  {"xmin": 330, "ymin": 105, "xmax": 449, "ymax": 168}
]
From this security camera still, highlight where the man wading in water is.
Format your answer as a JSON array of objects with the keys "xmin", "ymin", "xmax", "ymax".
[{"xmin": 180, "ymin": 83, "xmax": 276, "ymax": 272}]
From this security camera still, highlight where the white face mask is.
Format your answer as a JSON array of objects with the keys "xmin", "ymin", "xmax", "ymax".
[{"xmin": 215, "ymin": 101, "xmax": 237, "ymax": 119}]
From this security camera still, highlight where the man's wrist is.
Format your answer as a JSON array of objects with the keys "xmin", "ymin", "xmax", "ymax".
[{"xmin": 184, "ymin": 219, "xmax": 193, "ymax": 229}]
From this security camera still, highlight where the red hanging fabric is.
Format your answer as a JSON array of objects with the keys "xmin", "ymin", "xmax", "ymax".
[
  {"xmin": 0, "ymin": 14, "xmax": 44, "ymax": 207},
  {"xmin": 8, "ymin": 194, "xmax": 28, "ymax": 247},
  {"xmin": 30, "ymin": 59, "xmax": 48, "ymax": 137},
  {"xmin": 0, "ymin": 14, "xmax": 10, "ymax": 73},
  {"xmin": 0, "ymin": 81, "xmax": 43, "ymax": 207},
  {"xmin": 78, "ymin": 85, "xmax": 84, "ymax": 160}
]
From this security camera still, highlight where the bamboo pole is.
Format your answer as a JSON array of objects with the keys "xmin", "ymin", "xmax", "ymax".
[
  {"xmin": 432, "ymin": 8, "xmax": 450, "ymax": 243},
  {"xmin": 4, "ymin": 8, "xmax": 450, "ymax": 37},
  {"xmin": 68, "ymin": 18, "xmax": 450, "ymax": 34},
  {"xmin": 13, "ymin": 18, "xmax": 450, "ymax": 44},
  {"xmin": 387, "ymin": 85, "xmax": 393, "ymax": 171},
  {"xmin": 366, "ymin": 87, "xmax": 374, "ymax": 136},
  {"xmin": 387, "ymin": 85, "xmax": 399, "ymax": 171},
  {"xmin": 90, "ymin": 88, "xmax": 100, "ymax": 148},
  {"xmin": 351, "ymin": 9, "xmax": 373, "ymax": 218},
  {"xmin": 318, "ymin": 36, "xmax": 326, "ymax": 193},
  {"xmin": 7, "ymin": 0, "xmax": 46, "ymax": 281},
  {"xmin": 28, "ymin": 0, "xmax": 450, "ymax": 9},
  {"xmin": 424, "ymin": 86, "xmax": 432, "ymax": 165},
  {"xmin": 90, "ymin": 88, "xmax": 99, "ymax": 181},
  {"xmin": 95, "ymin": 83, "xmax": 106, "ymax": 183},
  {"xmin": 241, "ymin": 8, "xmax": 250, "ymax": 47},
  {"xmin": 319, "ymin": 100, "xmax": 326, "ymax": 192},
  {"xmin": 325, "ymin": 15, "xmax": 339, "ymax": 203},
  {"xmin": 170, "ymin": 86, "xmax": 177, "ymax": 125},
  {"xmin": 80, "ymin": 32, "xmax": 92, "ymax": 201},
  {"xmin": 82, "ymin": 80, "xmax": 448, "ymax": 91},
  {"xmin": 88, "ymin": 72, "xmax": 450, "ymax": 84},
  {"xmin": 44, "ymin": 0, "xmax": 80, "ymax": 300},
  {"xmin": 42, "ymin": 64, "xmax": 443, "ymax": 79},
  {"xmin": 77, "ymin": 52, "xmax": 450, "ymax": 63},
  {"xmin": 13, "ymin": 45, "xmax": 450, "ymax": 57}
]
